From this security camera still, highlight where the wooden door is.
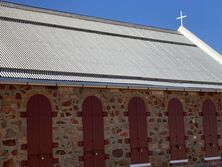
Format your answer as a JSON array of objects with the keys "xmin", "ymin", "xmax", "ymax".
[
  {"xmin": 202, "ymin": 99, "xmax": 219, "ymax": 157},
  {"xmin": 168, "ymin": 98, "xmax": 186, "ymax": 160},
  {"xmin": 82, "ymin": 96, "xmax": 105, "ymax": 167},
  {"xmin": 128, "ymin": 97, "xmax": 149, "ymax": 164},
  {"xmin": 27, "ymin": 94, "xmax": 53, "ymax": 167}
]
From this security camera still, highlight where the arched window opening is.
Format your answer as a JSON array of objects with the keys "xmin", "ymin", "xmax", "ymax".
[
  {"xmin": 168, "ymin": 98, "xmax": 186, "ymax": 161},
  {"xmin": 202, "ymin": 99, "xmax": 219, "ymax": 157},
  {"xmin": 128, "ymin": 97, "xmax": 149, "ymax": 164},
  {"xmin": 27, "ymin": 94, "xmax": 53, "ymax": 167},
  {"xmin": 82, "ymin": 96, "xmax": 105, "ymax": 167}
]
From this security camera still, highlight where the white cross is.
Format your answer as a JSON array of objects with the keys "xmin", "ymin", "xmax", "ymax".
[{"xmin": 176, "ymin": 11, "xmax": 187, "ymax": 27}]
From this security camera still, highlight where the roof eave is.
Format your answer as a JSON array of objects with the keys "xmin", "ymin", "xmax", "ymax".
[{"xmin": 0, "ymin": 77, "xmax": 221, "ymax": 93}]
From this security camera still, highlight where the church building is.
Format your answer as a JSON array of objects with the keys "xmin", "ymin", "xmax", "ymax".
[{"xmin": 0, "ymin": 2, "xmax": 222, "ymax": 167}]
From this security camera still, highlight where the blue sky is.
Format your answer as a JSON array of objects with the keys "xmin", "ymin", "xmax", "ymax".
[{"xmin": 3, "ymin": 0, "xmax": 222, "ymax": 54}]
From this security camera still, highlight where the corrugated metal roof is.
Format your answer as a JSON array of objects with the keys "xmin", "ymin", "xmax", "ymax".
[
  {"xmin": 0, "ymin": 2, "xmax": 222, "ymax": 91},
  {"xmin": 0, "ymin": 3, "xmax": 192, "ymax": 45}
]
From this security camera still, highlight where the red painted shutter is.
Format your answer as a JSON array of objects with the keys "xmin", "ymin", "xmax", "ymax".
[
  {"xmin": 137, "ymin": 98, "xmax": 149, "ymax": 163},
  {"xmin": 39, "ymin": 95, "xmax": 53, "ymax": 166},
  {"xmin": 129, "ymin": 98, "xmax": 140, "ymax": 163},
  {"xmin": 203, "ymin": 100, "xmax": 219, "ymax": 157},
  {"xmin": 128, "ymin": 97, "xmax": 148, "ymax": 164},
  {"xmin": 209, "ymin": 102, "xmax": 219, "ymax": 156},
  {"xmin": 168, "ymin": 99, "xmax": 178, "ymax": 160},
  {"xmin": 168, "ymin": 98, "xmax": 186, "ymax": 160},
  {"xmin": 83, "ymin": 97, "xmax": 94, "ymax": 167},
  {"xmin": 27, "ymin": 95, "xmax": 53, "ymax": 167},
  {"xmin": 203, "ymin": 100, "xmax": 212, "ymax": 156},
  {"xmin": 93, "ymin": 97, "xmax": 105, "ymax": 167},
  {"xmin": 175, "ymin": 100, "xmax": 186, "ymax": 160},
  {"xmin": 27, "ymin": 96, "xmax": 39, "ymax": 167},
  {"xmin": 82, "ymin": 96, "xmax": 105, "ymax": 167}
]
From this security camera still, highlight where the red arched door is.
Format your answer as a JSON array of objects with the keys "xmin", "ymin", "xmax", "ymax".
[
  {"xmin": 27, "ymin": 94, "xmax": 53, "ymax": 167},
  {"xmin": 82, "ymin": 96, "xmax": 105, "ymax": 167},
  {"xmin": 128, "ymin": 97, "xmax": 149, "ymax": 164},
  {"xmin": 168, "ymin": 98, "xmax": 186, "ymax": 160},
  {"xmin": 202, "ymin": 99, "xmax": 219, "ymax": 157}
]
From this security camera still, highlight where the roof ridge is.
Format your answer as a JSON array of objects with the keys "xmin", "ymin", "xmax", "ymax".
[
  {"xmin": 0, "ymin": 1, "xmax": 181, "ymax": 35},
  {"xmin": 178, "ymin": 26, "xmax": 222, "ymax": 64}
]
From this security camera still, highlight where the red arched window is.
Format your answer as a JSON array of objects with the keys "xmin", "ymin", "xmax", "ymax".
[
  {"xmin": 168, "ymin": 98, "xmax": 186, "ymax": 160},
  {"xmin": 82, "ymin": 96, "xmax": 105, "ymax": 167},
  {"xmin": 128, "ymin": 97, "xmax": 149, "ymax": 164},
  {"xmin": 202, "ymin": 99, "xmax": 219, "ymax": 157},
  {"xmin": 27, "ymin": 94, "xmax": 53, "ymax": 167}
]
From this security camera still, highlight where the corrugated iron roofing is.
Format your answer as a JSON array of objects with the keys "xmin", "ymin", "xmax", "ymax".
[
  {"xmin": 0, "ymin": 2, "xmax": 222, "ymax": 90},
  {"xmin": 0, "ymin": 3, "xmax": 192, "ymax": 44}
]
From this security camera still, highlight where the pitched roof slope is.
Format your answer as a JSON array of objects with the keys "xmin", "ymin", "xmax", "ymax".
[{"xmin": 0, "ymin": 2, "xmax": 222, "ymax": 91}]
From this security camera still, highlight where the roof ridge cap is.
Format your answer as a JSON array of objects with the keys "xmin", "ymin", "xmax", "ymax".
[{"xmin": 178, "ymin": 26, "xmax": 222, "ymax": 65}]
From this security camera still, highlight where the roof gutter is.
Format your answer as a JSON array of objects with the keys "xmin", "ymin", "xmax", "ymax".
[{"xmin": 0, "ymin": 77, "xmax": 221, "ymax": 93}]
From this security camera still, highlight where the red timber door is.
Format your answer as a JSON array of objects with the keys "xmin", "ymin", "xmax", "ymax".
[
  {"xmin": 202, "ymin": 99, "xmax": 219, "ymax": 157},
  {"xmin": 27, "ymin": 94, "xmax": 53, "ymax": 167},
  {"xmin": 82, "ymin": 96, "xmax": 105, "ymax": 167},
  {"xmin": 128, "ymin": 97, "xmax": 149, "ymax": 164},
  {"xmin": 168, "ymin": 98, "xmax": 186, "ymax": 160}
]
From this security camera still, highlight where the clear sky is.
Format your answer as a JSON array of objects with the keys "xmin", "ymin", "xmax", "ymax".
[{"xmin": 3, "ymin": 0, "xmax": 222, "ymax": 54}]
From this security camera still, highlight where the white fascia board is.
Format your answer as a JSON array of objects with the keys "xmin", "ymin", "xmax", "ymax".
[
  {"xmin": 170, "ymin": 159, "xmax": 188, "ymax": 164},
  {"xmin": 204, "ymin": 156, "xmax": 221, "ymax": 161},
  {"xmin": 130, "ymin": 163, "xmax": 151, "ymax": 167},
  {"xmin": 178, "ymin": 26, "xmax": 222, "ymax": 64}
]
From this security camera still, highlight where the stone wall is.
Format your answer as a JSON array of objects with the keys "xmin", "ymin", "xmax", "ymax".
[{"xmin": 0, "ymin": 84, "xmax": 222, "ymax": 167}]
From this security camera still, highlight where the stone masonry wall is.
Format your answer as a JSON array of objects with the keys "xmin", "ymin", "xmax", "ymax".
[{"xmin": 0, "ymin": 84, "xmax": 222, "ymax": 167}]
